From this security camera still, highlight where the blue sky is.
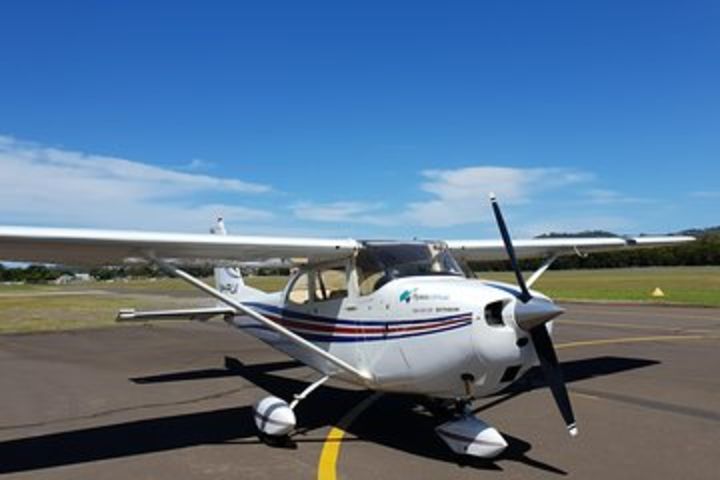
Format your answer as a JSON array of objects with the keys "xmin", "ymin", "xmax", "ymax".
[{"xmin": 0, "ymin": 1, "xmax": 718, "ymax": 239}]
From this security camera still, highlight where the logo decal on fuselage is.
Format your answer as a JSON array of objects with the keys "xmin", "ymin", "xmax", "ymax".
[
  {"xmin": 399, "ymin": 289, "xmax": 414, "ymax": 303},
  {"xmin": 400, "ymin": 288, "xmax": 450, "ymax": 304}
]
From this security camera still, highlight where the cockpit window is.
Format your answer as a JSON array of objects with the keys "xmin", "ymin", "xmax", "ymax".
[
  {"xmin": 315, "ymin": 266, "xmax": 348, "ymax": 301},
  {"xmin": 356, "ymin": 243, "xmax": 464, "ymax": 295},
  {"xmin": 287, "ymin": 271, "xmax": 310, "ymax": 304}
]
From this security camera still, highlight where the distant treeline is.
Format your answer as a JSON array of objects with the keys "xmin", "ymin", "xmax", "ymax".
[
  {"xmin": 0, "ymin": 263, "xmax": 290, "ymax": 283},
  {"xmin": 0, "ymin": 264, "xmax": 69, "ymax": 283}
]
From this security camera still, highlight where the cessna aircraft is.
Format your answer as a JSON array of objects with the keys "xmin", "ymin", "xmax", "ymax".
[{"xmin": 0, "ymin": 196, "xmax": 694, "ymax": 458}]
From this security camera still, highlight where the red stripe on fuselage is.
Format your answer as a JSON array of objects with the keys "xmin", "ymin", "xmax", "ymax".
[{"xmin": 262, "ymin": 312, "xmax": 472, "ymax": 336}]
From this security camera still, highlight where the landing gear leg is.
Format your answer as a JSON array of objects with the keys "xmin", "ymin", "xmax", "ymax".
[
  {"xmin": 289, "ymin": 375, "xmax": 329, "ymax": 410},
  {"xmin": 421, "ymin": 373, "xmax": 476, "ymax": 420},
  {"xmin": 454, "ymin": 372, "xmax": 477, "ymax": 415},
  {"xmin": 453, "ymin": 398, "xmax": 472, "ymax": 417}
]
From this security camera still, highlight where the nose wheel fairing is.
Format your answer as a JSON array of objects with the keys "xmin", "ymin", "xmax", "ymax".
[{"xmin": 435, "ymin": 414, "xmax": 508, "ymax": 458}]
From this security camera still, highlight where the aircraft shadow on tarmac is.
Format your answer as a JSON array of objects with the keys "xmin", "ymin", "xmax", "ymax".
[{"xmin": 0, "ymin": 356, "xmax": 659, "ymax": 475}]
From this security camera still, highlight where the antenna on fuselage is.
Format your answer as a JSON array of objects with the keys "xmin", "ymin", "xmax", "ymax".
[{"xmin": 211, "ymin": 216, "xmax": 226, "ymax": 235}]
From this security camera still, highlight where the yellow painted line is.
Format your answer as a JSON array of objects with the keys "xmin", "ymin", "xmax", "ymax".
[
  {"xmin": 317, "ymin": 332, "xmax": 718, "ymax": 478},
  {"xmin": 318, "ymin": 427, "xmax": 346, "ymax": 480},
  {"xmin": 556, "ymin": 334, "xmax": 714, "ymax": 350},
  {"xmin": 317, "ymin": 392, "xmax": 382, "ymax": 480}
]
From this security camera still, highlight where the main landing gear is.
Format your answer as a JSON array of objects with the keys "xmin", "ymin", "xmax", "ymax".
[{"xmin": 252, "ymin": 375, "xmax": 329, "ymax": 438}]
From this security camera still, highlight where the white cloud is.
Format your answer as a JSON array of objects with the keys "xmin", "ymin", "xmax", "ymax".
[
  {"xmin": 0, "ymin": 135, "xmax": 273, "ymax": 231},
  {"xmin": 1, "ymin": 136, "xmax": 649, "ymax": 238},
  {"xmin": 287, "ymin": 167, "xmax": 602, "ymax": 232},
  {"xmin": 291, "ymin": 201, "xmax": 393, "ymax": 226},
  {"xmin": 584, "ymin": 188, "xmax": 650, "ymax": 205},
  {"xmin": 406, "ymin": 166, "xmax": 591, "ymax": 227}
]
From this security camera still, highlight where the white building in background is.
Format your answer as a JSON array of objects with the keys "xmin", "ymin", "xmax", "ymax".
[{"xmin": 53, "ymin": 273, "xmax": 93, "ymax": 285}]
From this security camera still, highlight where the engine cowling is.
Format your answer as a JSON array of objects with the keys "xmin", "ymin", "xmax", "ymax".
[{"xmin": 253, "ymin": 396, "xmax": 296, "ymax": 437}]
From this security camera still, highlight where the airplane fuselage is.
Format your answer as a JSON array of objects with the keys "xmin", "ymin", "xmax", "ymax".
[{"xmin": 229, "ymin": 274, "xmax": 546, "ymax": 399}]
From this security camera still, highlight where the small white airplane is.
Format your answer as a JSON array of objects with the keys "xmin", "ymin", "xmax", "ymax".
[{"xmin": 0, "ymin": 196, "xmax": 694, "ymax": 458}]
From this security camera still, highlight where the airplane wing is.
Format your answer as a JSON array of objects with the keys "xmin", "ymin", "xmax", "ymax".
[
  {"xmin": 0, "ymin": 226, "xmax": 692, "ymax": 265},
  {"xmin": 0, "ymin": 226, "xmax": 358, "ymax": 266},
  {"xmin": 446, "ymin": 236, "xmax": 695, "ymax": 262},
  {"xmin": 0, "ymin": 225, "xmax": 374, "ymax": 384}
]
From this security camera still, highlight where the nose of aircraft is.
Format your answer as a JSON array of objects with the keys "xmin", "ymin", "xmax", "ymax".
[{"xmin": 514, "ymin": 298, "xmax": 565, "ymax": 331}]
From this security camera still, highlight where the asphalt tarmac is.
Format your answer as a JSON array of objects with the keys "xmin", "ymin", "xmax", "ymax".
[{"xmin": 0, "ymin": 303, "xmax": 718, "ymax": 479}]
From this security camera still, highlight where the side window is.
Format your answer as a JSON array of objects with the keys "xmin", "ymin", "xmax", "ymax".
[
  {"xmin": 315, "ymin": 267, "xmax": 348, "ymax": 302},
  {"xmin": 287, "ymin": 271, "xmax": 311, "ymax": 305},
  {"xmin": 358, "ymin": 269, "xmax": 384, "ymax": 296},
  {"xmin": 356, "ymin": 250, "xmax": 385, "ymax": 296}
]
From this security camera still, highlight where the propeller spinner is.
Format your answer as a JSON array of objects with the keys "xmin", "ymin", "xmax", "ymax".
[{"xmin": 489, "ymin": 193, "xmax": 578, "ymax": 437}]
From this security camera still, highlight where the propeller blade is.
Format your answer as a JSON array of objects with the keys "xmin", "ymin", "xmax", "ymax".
[
  {"xmin": 488, "ymin": 194, "xmax": 577, "ymax": 436},
  {"xmin": 530, "ymin": 324, "xmax": 578, "ymax": 436},
  {"xmin": 489, "ymin": 193, "xmax": 532, "ymax": 303}
]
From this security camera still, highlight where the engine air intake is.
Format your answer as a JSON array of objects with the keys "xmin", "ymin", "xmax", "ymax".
[{"xmin": 484, "ymin": 300, "xmax": 505, "ymax": 326}]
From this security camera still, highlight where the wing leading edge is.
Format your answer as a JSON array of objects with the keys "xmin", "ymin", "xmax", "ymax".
[
  {"xmin": 0, "ymin": 227, "xmax": 695, "ymax": 265},
  {"xmin": 447, "ymin": 236, "xmax": 695, "ymax": 262},
  {"xmin": 0, "ymin": 226, "xmax": 359, "ymax": 266}
]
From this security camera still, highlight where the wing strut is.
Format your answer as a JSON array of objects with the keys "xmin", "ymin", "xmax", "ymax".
[
  {"xmin": 149, "ymin": 257, "xmax": 374, "ymax": 384},
  {"xmin": 526, "ymin": 253, "xmax": 560, "ymax": 288}
]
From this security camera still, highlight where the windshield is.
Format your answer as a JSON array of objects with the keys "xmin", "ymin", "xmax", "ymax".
[{"xmin": 356, "ymin": 242, "xmax": 464, "ymax": 295}]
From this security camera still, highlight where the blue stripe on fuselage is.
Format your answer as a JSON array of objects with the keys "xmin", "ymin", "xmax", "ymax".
[
  {"xmin": 244, "ymin": 302, "xmax": 472, "ymax": 327},
  {"xmin": 234, "ymin": 317, "xmax": 472, "ymax": 343},
  {"xmin": 234, "ymin": 303, "xmax": 474, "ymax": 343}
]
